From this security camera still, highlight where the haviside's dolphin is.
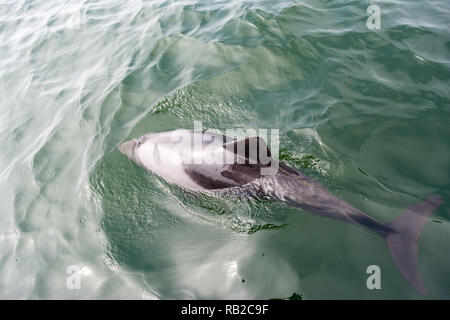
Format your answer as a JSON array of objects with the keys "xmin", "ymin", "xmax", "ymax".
[{"xmin": 118, "ymin": 129, "xmax": 443, "ymax": 294}]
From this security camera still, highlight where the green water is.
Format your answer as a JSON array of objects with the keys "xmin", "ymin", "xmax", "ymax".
[{"xmin": 0, "ymin": 0, "xmax": 449, "ymax": 299}]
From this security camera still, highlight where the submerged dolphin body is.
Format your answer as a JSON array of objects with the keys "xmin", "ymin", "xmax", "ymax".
[{"xmin": 119, "ymin": 129, "xmax": 443, "ymax": 294}]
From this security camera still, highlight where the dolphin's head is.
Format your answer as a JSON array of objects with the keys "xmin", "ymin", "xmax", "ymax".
[
  {"xmin": 118, "ymin": 133, "xmax": 160, "ymax": 165},
  {"xmin": 118, "ymin": 139, "xmax": 140, "ymax": 163}
]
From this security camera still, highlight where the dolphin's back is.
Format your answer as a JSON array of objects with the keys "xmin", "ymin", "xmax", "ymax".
[
  {"xmin": 132, "ymin": 130, "xmax": 273, "ymax": 191},
  {"xmin": 180, "ymin": 132, "xmax": 274, "ymax": 190}
]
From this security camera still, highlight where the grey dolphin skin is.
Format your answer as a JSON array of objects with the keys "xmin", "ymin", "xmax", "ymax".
[{"xmin": 119, "ymin": 129, "xmax": 443, "ymax": 294}]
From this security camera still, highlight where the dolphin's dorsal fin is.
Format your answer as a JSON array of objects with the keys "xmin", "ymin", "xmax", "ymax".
[{"xmin": 223, "ymin": 136, "xmax": 271, "ymax": 164}]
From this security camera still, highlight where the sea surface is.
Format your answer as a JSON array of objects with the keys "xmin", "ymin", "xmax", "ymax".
[{"xmin": 0, "ymin": 0, "xmax": 449, "ymax": 299}]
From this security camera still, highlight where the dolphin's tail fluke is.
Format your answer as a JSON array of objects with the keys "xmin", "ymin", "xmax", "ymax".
[{"xmin": 381, "ymin": 196, "xmax": 443, "ymax": 294}]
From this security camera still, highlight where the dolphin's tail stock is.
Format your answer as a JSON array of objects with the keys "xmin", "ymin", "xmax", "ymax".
[{"xmin": 380, "ymin": 196, "xmax": 443, "ymax": 294}]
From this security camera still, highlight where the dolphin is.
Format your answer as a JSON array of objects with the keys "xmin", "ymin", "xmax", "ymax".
[{"xmin": 118, "ymin": 129, "xmax": 443, "ymax": 294}]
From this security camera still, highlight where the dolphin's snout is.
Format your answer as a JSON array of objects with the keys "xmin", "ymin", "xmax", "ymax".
[{"xmin": 118, "ymin": 140, "xmax": 136, "ymax": 156}]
